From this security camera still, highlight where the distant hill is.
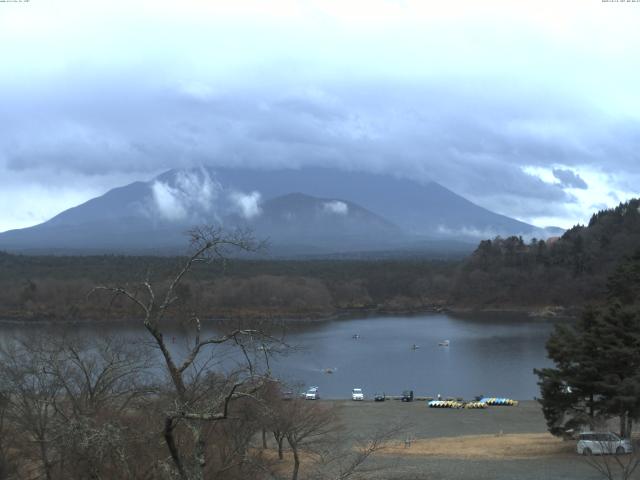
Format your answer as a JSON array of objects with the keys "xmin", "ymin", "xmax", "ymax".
[
  {"xmin": 451, "ymin": 198, "xmax": 640, "ymax": 307},
  {"xmin": 0, "ymin": 166, "xmax": 560, "ymax": 255}
]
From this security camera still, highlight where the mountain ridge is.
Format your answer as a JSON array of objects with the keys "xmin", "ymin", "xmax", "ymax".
[{"xmin": 0, "ymin": 166, "xmax": 562, "ymax": 255}]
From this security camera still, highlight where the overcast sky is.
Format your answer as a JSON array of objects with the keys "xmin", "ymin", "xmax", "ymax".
[{"xmin": 1, "ymin": 0, "xmax": 639, "ymax": 232}]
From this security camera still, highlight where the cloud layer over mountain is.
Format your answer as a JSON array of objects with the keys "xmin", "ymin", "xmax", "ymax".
[{"xmin": 1, "ymin": 0, "xmax": 639, "ymax": 232}]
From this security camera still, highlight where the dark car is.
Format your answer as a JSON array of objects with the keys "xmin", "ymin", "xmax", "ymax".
[
  {"xmin": 374, "ymin": 392, "xmax": 386, "ymax": 402},
  {"xmin": 401, "ymin": 390, "xmax": 414, "ymax": 402}
]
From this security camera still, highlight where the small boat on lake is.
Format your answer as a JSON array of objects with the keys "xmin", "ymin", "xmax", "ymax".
[
  {"xmin": 438, "ymin": 340, "xmax": 450, "ymax": 347},
  {"xmin": 411, "ymin": 344, "xmax": 420, "ymax": 350}
]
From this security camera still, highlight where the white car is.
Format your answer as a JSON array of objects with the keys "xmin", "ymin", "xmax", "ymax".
[
  {"xmin": 577, "ymin": 432, "xmax": 633, "ymax": 455},
  {"xmin": 305, "ymin": 386, "xmax": 319, "ymax": 400},
  {"xmin": 352, "ymin": 388, "xmax": 364, "ymax": 401}
]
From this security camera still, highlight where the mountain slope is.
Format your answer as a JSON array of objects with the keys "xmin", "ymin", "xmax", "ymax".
[
  {"xmin": 0, "ymin": 166, "xmax": 557, "ymax": 255},
  {"xmin": 248, "ymin": 193, "xmax": 405, "ymax": 251},
  {"xmin": 188, "ymin": 167, "xmax": 544, "ymax": 237}
]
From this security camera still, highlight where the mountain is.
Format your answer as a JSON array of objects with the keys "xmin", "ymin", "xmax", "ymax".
[
  {"xmin": 0, "ymin": 166, "xmax": 560, "ymax": 255},
  {"xmin": 179, "ymin": 167, "xmax": 549, "ymax": 238}
]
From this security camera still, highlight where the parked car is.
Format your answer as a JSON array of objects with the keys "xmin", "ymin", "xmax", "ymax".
[
  {"xmin": 281, "ymin": 390, "xmax": 294, "ymax": 401},
  {"xmin": 352, "ymin": 388, "xmax": 364, "ymax": 401},
  {"xmin": 577, "ymin": 432, "xmax": 633, "ymax": 455},
  {"xmin": 401, "ymin": 390, "xmax": 414, "ymax": 402},
  {"xmin": 374, "ymin": 392, "xmax": 386, "ymax": 402},
  {"xmin": 305, "ymin": 386, "xmax": 319, "ymax": 400}
]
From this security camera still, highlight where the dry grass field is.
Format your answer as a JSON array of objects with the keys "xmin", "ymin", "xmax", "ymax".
[{"xmin": 383, "ymin": 433, "xmax": 574, "ymax": 460}]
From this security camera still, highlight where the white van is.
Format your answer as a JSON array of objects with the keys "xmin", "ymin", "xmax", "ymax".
[
  {"xmin": 577, "ymin": 432, "xmax": 632, "ymax": 455},
  {"xmin": 305, "ymin": 386, "xmax": 319, "ymax": 400}
]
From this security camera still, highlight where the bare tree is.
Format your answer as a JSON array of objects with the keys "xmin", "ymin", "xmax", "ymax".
[
  {"xmin": 582, "ymin": 436, "xmax": 640, "ymax": 480},
  {"xmin": 50, "ymin": 335, "xmax": 155, "ymax": 480},
  {"xmin": 280, "ymin": 400, "xmax": 338, "ymax": 480},
  {"xmin": 585, "ymin": 455, "xmax": 640, "ymax": 480},
  {"xmin": 258, "ymin": 395, "xmax": 402, "ymax": 480},
  {"xmin": 0, "ymin": 338, "xmax": 62, "ymax": 480},
  {"xmin": 312, "ymin": 424, "xmax": 404, "ymax": 480},
  {"xmin": 47, "ymin": 335, "xmax": 152, "ymax": 417},
  {"xmin": 91, "ymin": 226, "xmax": 282, "ymax": 480},
  {"xmin": 254, "ymin": 380, "xmax": 291, "ymax": 460},
  {"xmin": 0, "ymin": 390, "xmax": 17, "ymax": 480},
  {"xmin": 0, "ymin": 333, "xmax": 156, "ymax": 480}
]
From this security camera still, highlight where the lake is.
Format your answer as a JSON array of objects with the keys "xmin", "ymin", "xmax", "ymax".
[{"xmin": 0, "ymin": 312, "xmax": 557, "ymax": 400}]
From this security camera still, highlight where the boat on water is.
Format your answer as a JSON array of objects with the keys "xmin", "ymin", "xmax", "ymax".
[
  {"xmin": 411, "ymin": 344, "xmax": 420, "ymax": 350},
  {"xmin": 438, "ymin": 340, "xmax": 450, "ymax": 347}
]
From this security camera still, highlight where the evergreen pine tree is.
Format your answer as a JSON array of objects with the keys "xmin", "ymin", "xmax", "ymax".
[{"xmin": 536, "ymin": 251, "xmax": 640, "ymax": 437}]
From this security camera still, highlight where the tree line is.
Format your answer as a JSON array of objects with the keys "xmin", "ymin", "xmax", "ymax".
[
  {"xmin": 451, "ymin": 198, "xmax": 640, "ymax": 307},
  {"xmin": 0, "ymin": 255, "xmax": 455, "ymax": 322}
]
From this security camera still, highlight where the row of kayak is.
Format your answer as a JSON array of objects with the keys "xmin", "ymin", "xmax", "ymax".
[
  {"xmin": 427, "ymin": 398, "xmax": 518, "ymax": 409},
  {"xmin": 428, "ymin": 400, "xmax": 475, "ymax": 409},
  {"xmin": 480, "ymin": 397, "xmax": 519, "ymax": 406}
]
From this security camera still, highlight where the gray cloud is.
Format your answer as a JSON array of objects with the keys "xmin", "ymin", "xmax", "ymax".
[
  {"xmin": 552, "ymin": 168, "xmax": 588, "ymax": 189},
  {"xmin": 150, "ymin": 169, "xmax": 222, "ymax": 222},
  {"xmin": 1, "ymin": 74, "xmax": 636, "ymax": 223},
  {"xmin": 1, "ymin": 0, "xmax": 640, "ymax": 232},
  {"xmin": 323, "ymin": 200, "xmax": 349, "ymax": 215},
  {"xmin": 230, "ymin": 191, "xmax": 262, "ymax": 219}
]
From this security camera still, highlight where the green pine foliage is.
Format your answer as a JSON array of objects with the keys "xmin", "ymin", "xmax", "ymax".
[{"xmin": 535, "ymin": 251, "xmax": 640, "ymax": 438}]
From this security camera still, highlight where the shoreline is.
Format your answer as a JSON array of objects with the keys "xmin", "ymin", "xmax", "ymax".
[{"xmin": 0, "ymin": 304, "xmax": 578, "ymax": 326}]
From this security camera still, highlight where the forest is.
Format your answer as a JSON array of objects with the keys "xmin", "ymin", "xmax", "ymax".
[{"xmin": 452, "ymin": 197, "xmax": 640, "ymax": 307}]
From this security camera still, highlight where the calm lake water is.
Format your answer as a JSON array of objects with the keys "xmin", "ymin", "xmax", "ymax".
[
  {"xmin": 0, "ymin": 312, "xmax": 557, "ymax": 400},
  {"xmin": 273, "ymin": 313, "xmax": 556, "ymax": 400}
]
